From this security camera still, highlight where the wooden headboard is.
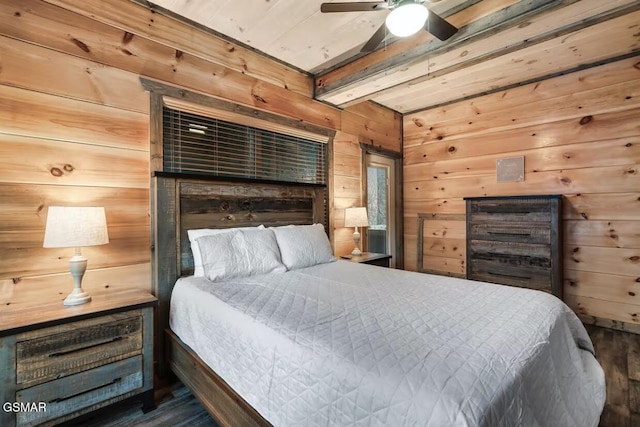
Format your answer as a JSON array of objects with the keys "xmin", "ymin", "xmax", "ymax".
[{"xmin": 151, "ymin": 174, "xmax": 327, "ymax": 375}]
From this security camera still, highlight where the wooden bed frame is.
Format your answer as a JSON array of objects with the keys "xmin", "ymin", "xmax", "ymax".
[{"xmin": 151, "ymin": 173, "xmax": 327, "ymax": 426}]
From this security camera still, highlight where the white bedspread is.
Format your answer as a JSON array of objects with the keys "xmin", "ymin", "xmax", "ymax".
[{"xmin": 170, "ymin": 261, "xmax": 605, "ymax": 427}]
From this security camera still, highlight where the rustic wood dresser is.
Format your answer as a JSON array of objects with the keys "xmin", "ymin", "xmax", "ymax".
[
  {"xmin": 0, "ymin": 290, "xmax": 156, "ymax": 426},
  {"xmin": 465, "ymin": 195, "xmax": 563, "ymax": 298}
]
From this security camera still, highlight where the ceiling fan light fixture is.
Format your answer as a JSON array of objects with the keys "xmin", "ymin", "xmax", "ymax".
[{"xmin": 385, "ymin": 3, "xmax": 428, "ymax": 38}]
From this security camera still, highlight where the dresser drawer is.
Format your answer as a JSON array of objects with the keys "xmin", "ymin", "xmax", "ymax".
[
  {"xmin": 468, "ymin": 223, "xmax": 551, "ymax": 244},
  {"xmin": 467, "ymin": 197, "xmax": 552, "ymax": 218},
  {"xmin": 16, "ymin": 356, "xmax": 143, "ymax": 427},
  {"xmin": 468, "ymin": 239, "xmax": 552, "ymax": 292},
  {"xmin": 468, "ymin": 240, "xmax": 551, "ymax": 267},
  {"xmin": 16, "ymin": 310, "xmax": 143, "ymax": 389},
  {"xmin": 469, "ymin": 259, "xmax": 551, "ymax": 292}
]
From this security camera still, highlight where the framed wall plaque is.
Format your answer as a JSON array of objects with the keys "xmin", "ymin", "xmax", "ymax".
[{"xmin": 496, "ymin": 156, "xmax": 524, "ymax": 182}]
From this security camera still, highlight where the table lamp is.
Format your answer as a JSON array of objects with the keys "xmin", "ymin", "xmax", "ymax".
[
  {"xmin": 344, "ymin": 207, "xmax": 369, "ymax": 256},
  {"xmin": 43, "ymin": 206, "xmax": 109, "ymax": 306}
]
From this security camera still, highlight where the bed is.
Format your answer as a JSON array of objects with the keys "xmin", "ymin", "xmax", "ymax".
[{"xmin": 151, "ymin": 175, "xmax": 606, "ymax": 427}]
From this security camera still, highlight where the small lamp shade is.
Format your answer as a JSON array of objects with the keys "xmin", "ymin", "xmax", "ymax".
[
  {"xmin": 43, "ymin": 206, "xmax": 109, "ymax": 306},
  {"xmin": 344, "ymin": 207, "xmax": 369, "ymax": 228},
  {"xmin": 344, "ymin": 207, "xmax": 368, "ymax": 256},
  {"xmin": 44, "ymin": 206, "xmax": 109, "ymax": 248}
]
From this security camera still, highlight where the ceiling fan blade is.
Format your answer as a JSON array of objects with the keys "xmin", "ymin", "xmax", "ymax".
[
  {"xmin": 361, "ymin": 23, "xmax": 387, "ymax": 52},
  {"xmin": 321, "ymin": 2, "xmax": 387, "ymax": 13},
  {"xmin": 426, "ymin": 10, "xmax": 458, "ymax": 41}
]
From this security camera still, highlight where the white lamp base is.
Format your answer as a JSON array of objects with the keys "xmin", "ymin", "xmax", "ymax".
[
  {"xmin": 64, "ymin": 252, "xmax": 92, "ymax": 306},
  {"xmin": 351, "ymin": 227, "xmax": 362, "ymax": 256},
  {"xmin": 63, "ymin": 289, "xmax": 92, "ymax": 306}
]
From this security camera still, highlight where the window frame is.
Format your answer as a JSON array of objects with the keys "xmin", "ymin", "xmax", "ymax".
[{"xmin": 141, "ymin": 78, "xmax": 334, "ymax": 185}]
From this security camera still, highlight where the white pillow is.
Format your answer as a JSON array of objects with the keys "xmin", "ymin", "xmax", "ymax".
[
  {"xmin": 272, "ymin": 224, "xmax": 335, "ymax": 270},
  {"xmin": 188, "ymin": 225, "xmax": 265, "ymax": 276},
  {"xmin": 197, "ymin": 228, "xmax": 286, "ymax": 282}
]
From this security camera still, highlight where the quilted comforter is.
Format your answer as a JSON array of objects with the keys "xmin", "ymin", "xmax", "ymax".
[{"xmin": 170, "ymin": 260, "xmax": 605, "ymax": 426}]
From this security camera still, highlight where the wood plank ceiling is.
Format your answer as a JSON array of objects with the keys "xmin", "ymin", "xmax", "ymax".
[{"xmin": 146, "ymin": 0, "xmax": 640, "ymax": 114}]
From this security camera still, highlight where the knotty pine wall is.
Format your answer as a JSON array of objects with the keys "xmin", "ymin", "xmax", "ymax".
[
  {"xmin": 404, "ymin": 56, "xmax": 640, "ymax": 328},
  {"xmin": 0, "ymin": 0, "xmax": 400, "ymax": 309},
  {"xmin": 332, "ymin": 131, "xmax": 365, "ymax": 257},
  {"xmin": 332, "ymin": 103, "xmax": 403, "ymax": 258}
]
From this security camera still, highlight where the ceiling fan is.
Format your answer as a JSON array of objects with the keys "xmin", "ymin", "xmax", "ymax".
[{"xmin": 320, "ymin": 0, "xmax": 458, "ymax": 52}]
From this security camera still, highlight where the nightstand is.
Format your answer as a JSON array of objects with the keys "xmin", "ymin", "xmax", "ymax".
[
  {"xmin": 0, "ymin": 289, "xmax": 157, "ymax": 427},
  {"xmin": 341, "ymin": 252, "xmax": 392, "ymax": 267}
]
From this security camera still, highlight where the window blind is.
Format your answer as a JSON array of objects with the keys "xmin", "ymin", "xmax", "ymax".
[{"xmin": 163, "ymin": 107, "xmax": 327, "ymax": 185}]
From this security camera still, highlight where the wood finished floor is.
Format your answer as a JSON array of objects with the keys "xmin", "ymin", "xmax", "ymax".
[
  {"xmin": 68, "ymin": 383, "xmax": 218, "ymax": 427},
  {"xmin": 587, "ymin": 326, "xmax": 640, "ymax": 427},
  {"xmin": 70, "ymin": 326, "xmax": 638, "ymax": 427}
]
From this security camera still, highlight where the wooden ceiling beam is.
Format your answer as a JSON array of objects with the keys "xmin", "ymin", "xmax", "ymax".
[
  {"xmin": 314, "ymin": 0, "xmax": 489, "ymax": 80},
  {"xmin": 373, "ymin": 4, "xmax": 640, "ymax": 112},
  {"xmin": 314, "ymin": 0, "xmax": 579, "ymax": 105},
  {"xmin": 310, "ymin": 0, "xmax": 482, "ymax": 74}
]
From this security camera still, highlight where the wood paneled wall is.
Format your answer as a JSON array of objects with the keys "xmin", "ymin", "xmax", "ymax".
[
  {"xmin": 332, "ymin": 104, "xmax": 402, "ymax": 257},
  {"xmin": 0, "ymin": 27, "xmax": 152, "ymax": 307},
  {"xmin": 0, "ymin": 0, "xmax": 400, "ymax": 309},
  {"xmin": 332, "ymin": 131, "xmax": 363, "ymax": 257},
  {"xmin": 403, "ymin": 56, "xmax": 640, "ymax": 328}
]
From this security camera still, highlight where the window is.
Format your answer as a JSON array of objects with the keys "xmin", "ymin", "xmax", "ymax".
[{"xmin": 163, "ymin": 107, "xmax": 327, "ymax": 185}]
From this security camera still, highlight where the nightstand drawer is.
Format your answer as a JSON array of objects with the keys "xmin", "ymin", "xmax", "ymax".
[
  {"xmin": 16, "ymin": 356, "xmax": 143, "ymax": 427},
  {"xmin": 364, "ymin": 257, "xmax": 390, "ymax": 267},
  {"xmin": 342, "ymin": 252, "xmax": 391, "ymax": 267},
  {"xmin": 16, "ymin": 310, "xmax": 143, "ymax": 389}
]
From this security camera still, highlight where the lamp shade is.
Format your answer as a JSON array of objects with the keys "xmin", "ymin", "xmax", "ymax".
[
  {"xmin": 386, "ymin": 2, "xmax": 429, "ymax": 37},
  {"xmin": 344, "ymin": 207, "xmax": 369, "ymax": 228},
  {"xmin": 43, "ymin": 206, "xmax": 109, "ymax": 248}
]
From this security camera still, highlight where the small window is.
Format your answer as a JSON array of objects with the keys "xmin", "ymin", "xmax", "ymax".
[{"xmin": 163, "ymin": 107, "xmax": 327, "ymax": 185}]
